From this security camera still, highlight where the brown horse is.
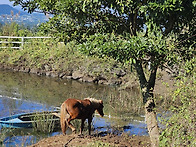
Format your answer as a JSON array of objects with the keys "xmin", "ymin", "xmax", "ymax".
[{"xmin": 60, "ymin": 98, "xmax": 104, "ymax": 135}]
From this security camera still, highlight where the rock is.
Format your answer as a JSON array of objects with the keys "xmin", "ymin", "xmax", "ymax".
[
  {"xmin": 113, "ymin": 69, "xmax": 126, "ymax": 77},
  {"xmin": 98, "ymin": 79, "xmax": 109, "ymax": 85},
  {"xmin": 59, "ymin": 72, "xmax": 66, "ymax": 78},
  {"xmin": 37, "ymin": 70, "xmax": 45, "ymax": 76},
  {"xmin": 45, "ymin": 71, "xmax": 58, "ymax": 77},
  {"xmin": 66, "ymin": 76, "xmax": 72, "ymax": 79},
  {"xmin": 30, "ymin": 68, "xmax": 39, "ymax": 74},
  {"xmin": 50, "ymin": 72, "xmax": 58, "ymax": 78},
  {"xmin": 108, "ymin": 78, "xmax": 122, "ymax": 85},
  {"xmin": 119, "ymin": 81, "xmax": 139, "ymax": 93},
  {"xmin": 93, "ymin": 76, "xmax": 107, "ymax": 83},
  {"xmin": 19, "ymin": 67, "xmax": 30, "ymax": 73},
  {"xmin": 46, "ymin": 71, "xmax": 52, "ymax": 76},
  {"xmin": 13, "ymin": 66, "xmax": 20, "ymax": 71},
  {"xmin": 82, "ymin": 75, "xmax": 94, "ymax": 82},
  {"xmin": 72, "ymin": 71, "xmax": 84, "ymax": 80},
  {"xmin": 0, "ymin": 64, "xmax": 4, "ymax": 69},
  {"xmin": 44, "ymin": 64, "xmax": 52, "ymax": 71}
]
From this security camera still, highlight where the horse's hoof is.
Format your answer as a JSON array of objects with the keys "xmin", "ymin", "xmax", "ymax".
[
  {"xmin": 78, "ymin": 134, "xmax": 84, "ymax": 138},
  {"xmin": 72, "ymin": 130, "xmax": 76, "ymax": 134}
]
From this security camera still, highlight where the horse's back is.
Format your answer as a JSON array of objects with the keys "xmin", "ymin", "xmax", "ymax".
[
  {"xmin": 65, "ymin": 98, "xmax": 79, "ymax": 106},
  {"xmin": 65, "ymin": 98, "xmax": 90, "ymax": 107},
  {"xmin": 64, "ymin": 98, "xmax": 91, "ymax": 119}
]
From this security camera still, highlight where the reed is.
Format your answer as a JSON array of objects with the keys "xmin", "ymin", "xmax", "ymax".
[
  {"xmin": 0, "ymin": 128, "xmax": 18, "ymax": 146},
  {"xmin": 0, "ymin": 128, "xmax": 7, "ymax": 145},
  {"xmin": 31, "ymin": 112, "xmax": 59, "ymax": 133}
]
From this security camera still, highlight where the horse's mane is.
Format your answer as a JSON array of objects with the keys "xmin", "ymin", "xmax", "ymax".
[{"xmin": 84, "ymin": 97, "xmax": 102, "ymax": 108}]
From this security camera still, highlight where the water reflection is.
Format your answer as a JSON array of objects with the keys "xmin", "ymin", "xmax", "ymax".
[{"xmin": 0, "ymin": 70, "xmax": 147, "ymax": 146}]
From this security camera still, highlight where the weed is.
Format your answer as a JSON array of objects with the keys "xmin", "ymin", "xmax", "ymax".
[
  {"xmin": 86, "ymin": 140, "xmax": 114, "ymax": 147},
  {"xmin": 31, "ymin": 112, "xmax": 59, "ymax": 133}
]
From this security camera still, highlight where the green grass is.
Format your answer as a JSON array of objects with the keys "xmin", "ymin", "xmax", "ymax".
[
  {"xmin": 0, "ymin": 37, "xmax": 129, "ymax": 81},
  {"xmin": 86, "ymin": 141, "xmax": 114, "ymax": 147}
]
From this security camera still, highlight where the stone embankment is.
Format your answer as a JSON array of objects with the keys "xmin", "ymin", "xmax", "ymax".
[{"xmin": 0, "ymin": 63, "xmax": 139, "ymax": 91}]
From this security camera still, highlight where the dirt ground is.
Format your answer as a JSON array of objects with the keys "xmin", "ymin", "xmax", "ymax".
[{"xmin": 29, "ymin": 133, "xmax": 151, "ymax": 147}]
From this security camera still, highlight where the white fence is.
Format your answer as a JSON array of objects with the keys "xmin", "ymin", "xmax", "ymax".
[{"xmin": 0, "ymin": 36, "xmax": 51, "ymax": 49}]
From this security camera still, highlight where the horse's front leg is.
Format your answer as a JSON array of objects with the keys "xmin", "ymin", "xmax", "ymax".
[
  {"xmin": 88, "ymin": 118, "xmax": 92, "ymax": 135},
  {"xmin": 80, "ymin": 119, "xmax": 85, "ymax": 135}
]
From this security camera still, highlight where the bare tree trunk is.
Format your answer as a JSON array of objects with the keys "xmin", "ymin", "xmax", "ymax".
[
  {"xmin": 134, "ymin": 61, "xmax": 159, "ymax": 147},
  {"xmin": 145, "ymin": 99, "xmax": 159, "ymax": 147}
]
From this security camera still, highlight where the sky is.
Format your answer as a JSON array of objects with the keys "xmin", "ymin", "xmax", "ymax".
[
  {"xmin": 0, "ymin": 0, "xmax": 14, "ymax": 5},
  {"xmin": 0, "ymin": 0, "xmax": 23, "ymax": 10}
]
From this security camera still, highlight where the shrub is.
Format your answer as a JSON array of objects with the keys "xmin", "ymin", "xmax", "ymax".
[{"xmin": 159, "ymin": 59, "xmax": 196, "ymax": 146}]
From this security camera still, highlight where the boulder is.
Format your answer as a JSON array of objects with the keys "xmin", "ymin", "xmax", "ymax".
[{"xmin": 72, "ymin": 71, "xmax": 84, "ymax": 80}]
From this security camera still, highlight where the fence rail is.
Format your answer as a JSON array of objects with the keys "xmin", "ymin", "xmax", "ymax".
[{"xmin": 0, "ymin": 36, "xmax": 51, "ymax": 49}]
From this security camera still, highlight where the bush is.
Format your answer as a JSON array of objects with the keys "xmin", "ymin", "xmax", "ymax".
[
  {"xmin": 159, "ymin": 59, "xmax": 196, "ymax": 146},
  {"xmin": 0, "ymin": 22, "xmax": 33, "ymax": 36}
]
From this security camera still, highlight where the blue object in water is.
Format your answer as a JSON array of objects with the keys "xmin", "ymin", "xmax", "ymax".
[{"xmin": 0, "ymin": 111, "xmax": 60, "ymax": 128}]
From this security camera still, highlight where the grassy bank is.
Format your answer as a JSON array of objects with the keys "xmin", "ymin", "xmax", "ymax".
[{"xmin": 0, "ymin": 37, "xmax": 137, "ymax": 86}]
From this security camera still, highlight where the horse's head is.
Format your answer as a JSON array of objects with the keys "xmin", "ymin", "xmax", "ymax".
[
  {"xmin": 96, "ymin": 100, "xmax": 104, "ymax": 117},
  {"xmin": 85, "ymin": 98, "xmax": 104, "ymax": 117}
]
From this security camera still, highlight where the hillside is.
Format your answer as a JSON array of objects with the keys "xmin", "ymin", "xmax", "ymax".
[
  {"xmin": 0, "ymin": 4, "xmax": 49, "ymax": 26},
  {"xmin": 0, "ymin": 4, "xmax": 26, "ymax": 15}
]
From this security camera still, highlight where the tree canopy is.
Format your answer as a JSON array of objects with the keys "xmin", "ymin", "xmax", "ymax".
[
  {"xmin": 11, "ymin": 0, "xmax": 195, "ymax": 38},
  {"xmin": 11, "ymin": 0, "xmax": 196, "ymax": 71}
]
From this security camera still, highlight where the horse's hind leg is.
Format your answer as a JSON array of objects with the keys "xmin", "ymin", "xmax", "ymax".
[
  {"xmin": 60, "ymin": 102, "xmax": 69, "ymax": 135},
  {"xmin": 88, "ymin": 118, "xmax": 92, "ymax": 135},
  {"xmin": 80, "ymin": 119, "xmax": 85, "ymax": 135},
  {"xmin": 67, "ymin": 118, "xmax": 76, "ymax": 133}
]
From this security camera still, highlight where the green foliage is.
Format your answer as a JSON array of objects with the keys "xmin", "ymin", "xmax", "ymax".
[
  {"xmin": 159, "ymin": 59, "xmax": 196, "ymax": 147},
  {"xmin": 0, "ymin": 22, "xmax": 33, "ymax": 36},
  {"xmin": 87, "ymin": 141, "xmax": 113, "ymax": 147},
  {"xmin": 11, "ymin": 0, "xmax": 196, "ymax": 41},
  {"xmin": 0, "ymin": 22, "xmax": 34, "ymax": 49},
  {"xmin": 3, "ymin": 38, "xmax": 67, "ymax": 68},
  {"xmin": 76, "ymin": 30, "xmax": 176, "ymax": 70}
]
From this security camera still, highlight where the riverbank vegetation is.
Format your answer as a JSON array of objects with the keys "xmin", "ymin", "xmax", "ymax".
[
  {"xmin": 159, "ymin": 60, "xmax": 195, "ymax": 146},
  {"xmin": 0, "ymin": 23, "xmax": 135, "ymax": 86}
]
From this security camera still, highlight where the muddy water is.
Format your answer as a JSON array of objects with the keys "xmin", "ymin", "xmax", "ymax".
[{"xmin": 0, "ymin": 70, "xmax": 147, "ymax": 146}]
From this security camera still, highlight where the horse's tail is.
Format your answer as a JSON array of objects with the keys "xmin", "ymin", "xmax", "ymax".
[{"xmin": 60, "ymin": 102, "xmax": 67, "ymax": 135}]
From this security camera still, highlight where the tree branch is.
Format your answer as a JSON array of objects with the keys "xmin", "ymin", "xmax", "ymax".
[
  {"xmin": 134, "ymin": 60, "xmax": 147, "ymax": 90},
  {"xmin": 164, "ymin": 14, "xmax": 175, "ymax": 35},
  {"xmin": 147, "ymin": 65, "xmax": 158, "ymax": 95}
]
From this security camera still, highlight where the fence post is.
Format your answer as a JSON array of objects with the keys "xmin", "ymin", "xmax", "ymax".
[
  {"xmin": 0, "ymin": 36, "xmax": 51, "ymax": 49},
  {"xmin": 21, "ymin": 37, "xmax": 24, "ymax": 49}
]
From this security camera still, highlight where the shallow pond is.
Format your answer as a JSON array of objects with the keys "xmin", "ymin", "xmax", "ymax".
[{"xmin": 0, "ymin": 70, "xmax": 147, "ymax": 146}]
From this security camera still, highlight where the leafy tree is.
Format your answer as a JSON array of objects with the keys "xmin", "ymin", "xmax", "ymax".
[{"xmin": 11, "ymin": 0, "xmax": 196, "ymax": 146}]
